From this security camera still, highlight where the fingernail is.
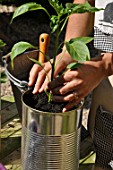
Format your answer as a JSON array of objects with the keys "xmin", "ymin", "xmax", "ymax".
[
  {"xmin": 28, "ymin": 80, "xmax": 32, "ymax": 86},
  {"xmin": 28, "ymin": 80, "xmax": 33, "ymax": 86},
  {"xmin": 46, "ymin": 85, "xmax": 49, "ymax": 90},
  {"xmin": 32, "ymin": 89, "xmax": 37, "ymax": 94},
  {"xmin": 63, "ymin": 108, "xmax": 66, "ymax": 112},
  {"xmin": 39, "ymin": 89, "xmax": 42, "ymax": 93}
]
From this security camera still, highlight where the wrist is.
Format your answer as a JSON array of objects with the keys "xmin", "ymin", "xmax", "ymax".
[{"xmin": 101, "ymin": 52, "xmax": 113, "ymax": 77}]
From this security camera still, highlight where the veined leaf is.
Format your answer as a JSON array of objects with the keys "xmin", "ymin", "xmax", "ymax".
[
  {"xmin": 0, "ymin": 39, "xmax": 6, "ymax": 48},
  {"xmin": 66, "ymin": 2, "xmax": 103, "ymax": 14},
  {"xmin": 69, "ymin": 37, "xmax": 94, "ymax": 44},
  {"xmin": 11, "ymin": 2, "xmax": 50, "ymax": 23},
  {"xmin": 66, "ymin": 40, "xmax": 90, "ymax": 62},
  {"xmin": 10, "ymin": 41, "xmax": 37, "ymax": 68}
]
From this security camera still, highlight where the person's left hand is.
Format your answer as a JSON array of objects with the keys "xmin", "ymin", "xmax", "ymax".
[{"xmin": 48, "ymin": 56, "xmax": 106, "ymax": 112}]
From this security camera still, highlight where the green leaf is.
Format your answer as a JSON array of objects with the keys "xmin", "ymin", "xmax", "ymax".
[
  {"xmin": 50, "ymin": 15, "xmax": 59, "ymax": 32},
  {"xmin": 44, "ymin": 89, "xmax": 52, "ymax": 103},
  {"xmin": 67, "ymin": 62, "xmax": 83, "ymax": 70},
  {"xmin": 48, "ymin": 0, "xmax": 64, "ymax": 15},
  {"xmin": 11, "ymin": 2, "xmax": 50, "ymax": 22},
  {"xmin": 0, "ymin": 39, "xmax": 6, "ymax": 48},
  {"xmin": 69, "ymin": 37, "xmax": 94, "ymax": 44},
  {"xmin": 28, "ymin": 58, "xmax": 43, "ymax": 68},
  {"xmin": 66, "ymin": 40, "xmax": 90, "ymax": 62},
  {"xmin": 10, "ymin": 41, "xmax": 37, "ymax": 68},
  {"xmin": 1, "ymin": 72, "xmax": 7, "ymax": 83},
  {"xmin": 66, "ymin": 2, "xmax": 103, "ymax": 14}
]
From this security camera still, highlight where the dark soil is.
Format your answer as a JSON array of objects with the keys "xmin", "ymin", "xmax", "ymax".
[{"xmin": 23, "ymin": 90, "xmax": 80, "ymax": 113}]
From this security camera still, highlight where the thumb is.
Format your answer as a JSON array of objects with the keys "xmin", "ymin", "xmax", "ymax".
[{"xmin": 54, "ymin": 52, "xmax": 73, "ymax": 77}]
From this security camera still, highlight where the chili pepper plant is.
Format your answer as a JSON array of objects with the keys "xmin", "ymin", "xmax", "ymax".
[{"xmin": 10, "ymin": 0, "xmax": 102, "ymax": 104}]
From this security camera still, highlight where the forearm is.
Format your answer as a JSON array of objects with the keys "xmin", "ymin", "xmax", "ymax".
[{"xmin": 64, "ymin": 0, "xmax": 95, "ymax": 41}]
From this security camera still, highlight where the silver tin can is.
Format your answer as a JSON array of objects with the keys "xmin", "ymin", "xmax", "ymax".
[{"xmin": 22, "ymin": 90, "xmax": 83, "ymax": 170}]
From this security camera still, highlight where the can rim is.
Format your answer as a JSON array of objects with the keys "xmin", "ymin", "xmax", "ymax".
[{"xmin": 22, "ymin": 89, "xmax": 84, "ymax": 115}]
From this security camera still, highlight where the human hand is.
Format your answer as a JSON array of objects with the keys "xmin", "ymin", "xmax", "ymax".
[
  {"xmin": 48, "ymin": 56, "xmax": 106, "ymax": 112},
  {"xmin": 28, "ymin": 51, "xmax": 73, "ymax": 94},
  {"xmin": 28, "ymin": 61, "xmax": 52, "ymax": 94}
]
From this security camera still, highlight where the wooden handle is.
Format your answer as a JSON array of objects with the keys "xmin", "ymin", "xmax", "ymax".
[{"xmin": 38, "ymin": 33, "xmax": 50, "ymax": 63}]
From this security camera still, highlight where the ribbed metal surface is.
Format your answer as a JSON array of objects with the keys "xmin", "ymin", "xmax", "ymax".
[
  {"xmin": 22, "ymin": 127, "xmax": 81, "ymax": 170},
  {"xmin": 22, "ymin": 92, "xmax": 83, "ymax": 170}
]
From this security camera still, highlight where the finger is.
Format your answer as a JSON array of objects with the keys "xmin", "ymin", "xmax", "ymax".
[
  {"xmin": 28, "ymin": 64, "xmax": 42, "ymax": 86},
  {"xmin": 39, "ymin": 70, "xmax": 51, "ymax": 93},
  {"xmin": 54, "ymin": 52, "xmax": 73, "ymax": 77},
  {"xmin": 62, "ymin": 98, "xmax": 82, "ymax": 112},
  {"xmin": 63, "ymin": 70, "xmax": 78, "ymax": 82},
  {"xmin": 32, "ymin": 62, "xmax": 52, "ymax": 93},
  {"xmin": 58, "ymin": 80, "xmax": 83, "ymax": 95},
  {"xmin": 49, "ymin": 70, "xmax": 79, "ymax": 90},
  {"xmin": 52, "ymin": 95, "xmax": 68, "ymax": 103},
  {"xmin": 48, "ymin": 75, "xmax": 64, "ymax": 89},
  {"xmin": 32, "ymin": 69, "xmax": 48, "ymax": 94},
  {"xmin": 52, "ymin": 91, "xmax": 79, "ymax": 102},
  {"xmin": 50, "ymin": 86, "xmax": 64, "ymax": 95},
  {"xmin": 54, "ymin": 61, "xmax": 67, "ymax": 77}
]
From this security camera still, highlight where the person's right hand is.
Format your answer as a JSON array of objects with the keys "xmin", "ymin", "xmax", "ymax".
[
  {"xmin": 28, "ymin": 51, "xmax": 73, "ymax": 94},
  {"xmin": 28, "ymin": 60, "xmax": 52, "ymax": 94}
]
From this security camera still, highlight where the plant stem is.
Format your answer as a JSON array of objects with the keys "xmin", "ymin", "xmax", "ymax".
[
  {"xmin": 59, "ymin": 16, "xmax": 69, "ymax": 36},
  {"xmin": 51, "ymin": 27, "xmax": 59, "ymax": 81},
  {"xmin": 55, "ymin": 49, "xmax": 66, "ymax": 69},
  {"xmin": 51, "ymin": 16, "xmax": 69, "ymax": 81}
]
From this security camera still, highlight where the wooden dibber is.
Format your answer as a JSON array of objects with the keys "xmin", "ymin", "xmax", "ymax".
[{"xmin": 38, "ymin": 33, "xmax": 50, "ymax": 63}]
